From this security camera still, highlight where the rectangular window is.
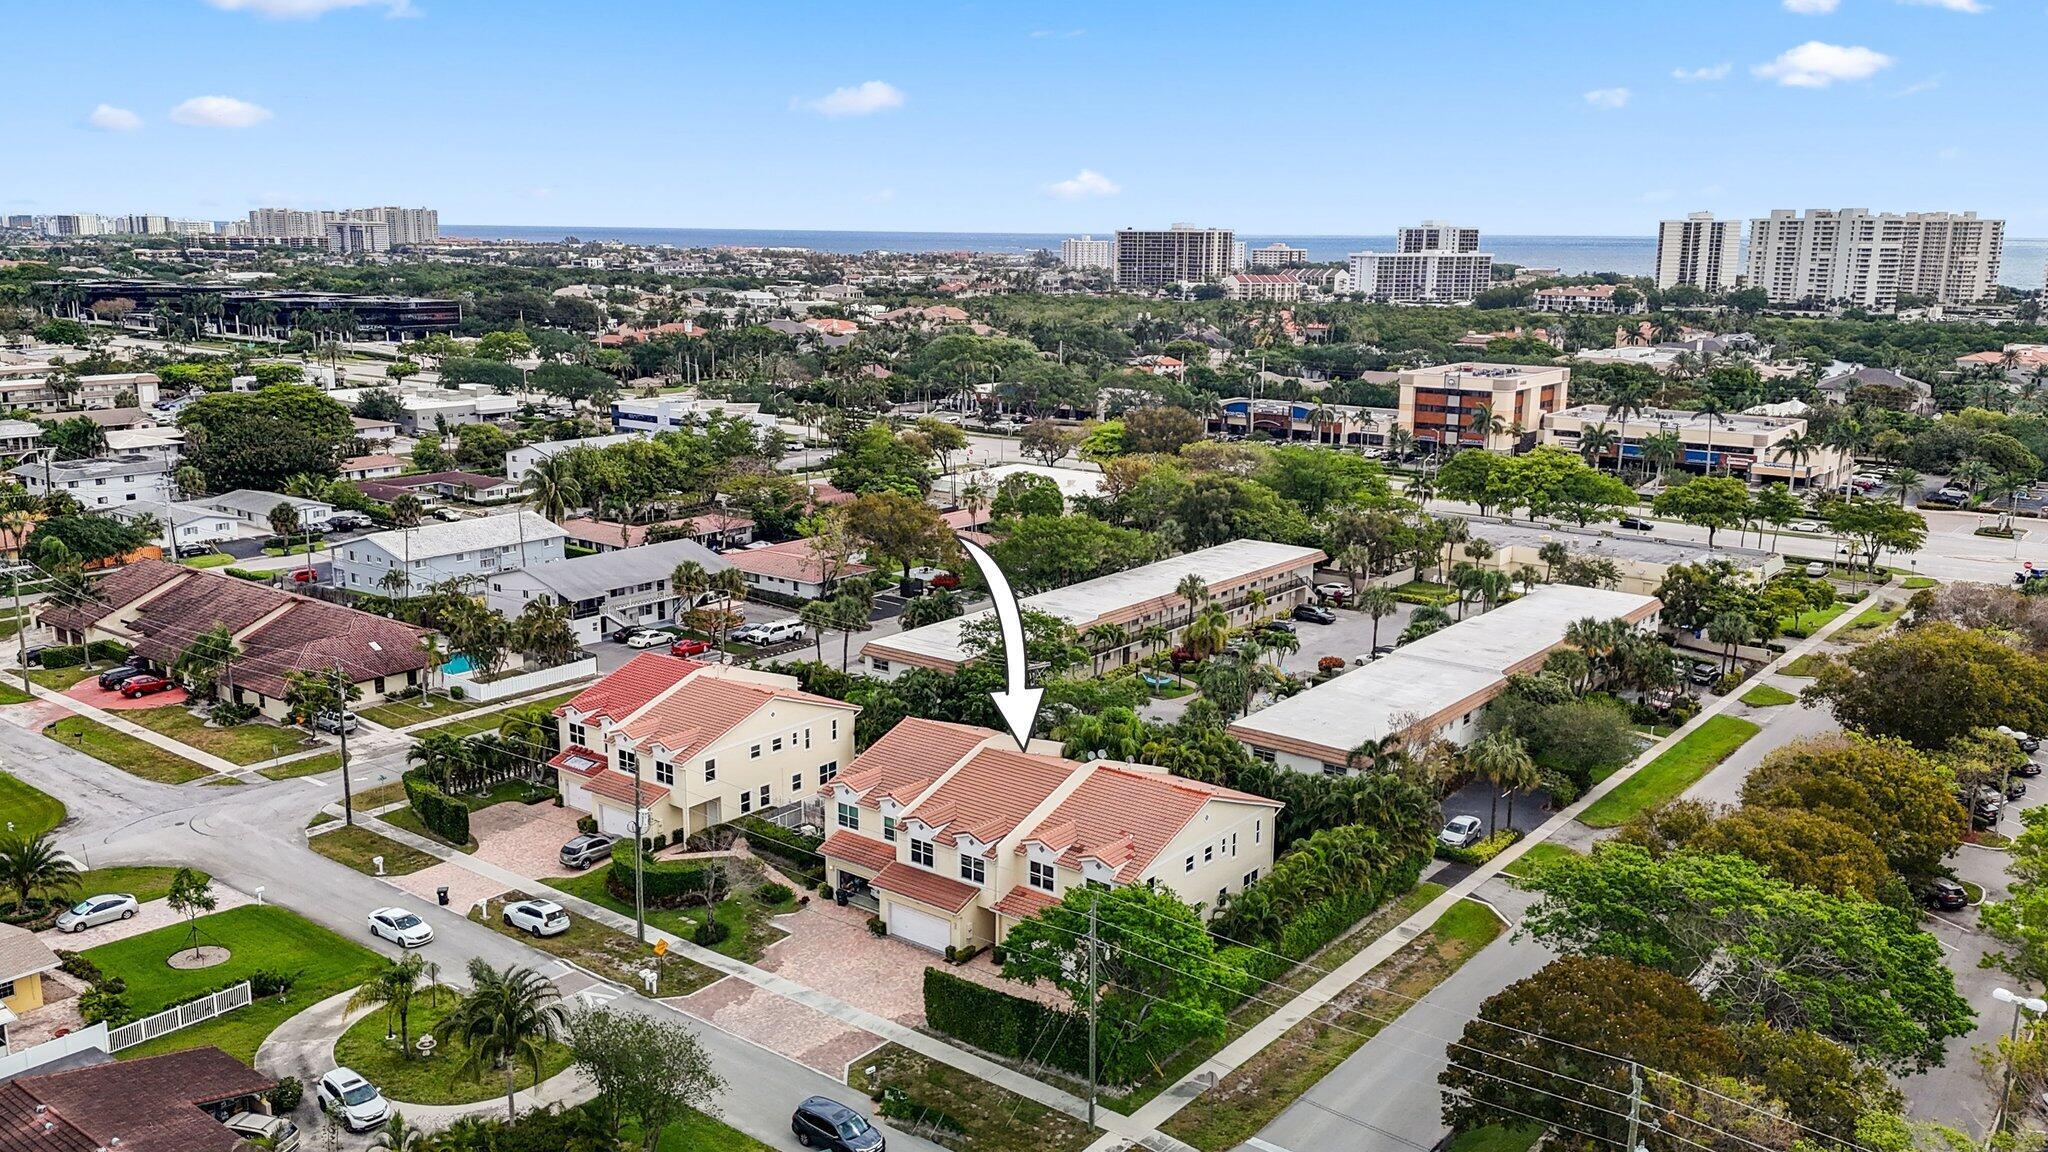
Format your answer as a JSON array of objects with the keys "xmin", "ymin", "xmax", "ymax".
[
  {"xmin": 791, "ymin": 771, "xmax": 803, "ymax": 795},
  {"xmin": 757, "ymin": 784, "xmax": 769, "ymax": 809},
  {"xmin": 739, "ymin": 790, "xmax": 753, "ymax": 814},
  {"xmin": 1243, "ymin": 869, "xmax": 1261, "ymax": 886},
  {"xmin": 818, "ymin": 761, "xmax": 839, "ymax": 785},
  {"xmin": 831, "ymin": 719, "xmax": 839, "ymax": 740},
  {"xmin": 883, "ymin": 816, "xmax": 896, "ymax": 842},
  {"xmin": 804, "ymin": 728, "xmax": 812, "ymax": 749},
  {"xmin": 704, "ymin": 758, "xmax": 716, "ymax": 782},
  {"xmin": 772, "ymin": 737, "xmax": 783, "ymax": 753},
  {"xmin": 1185, "ymin": 855, "xmax": 1195, "ymax": 873},
  {"xmin": 1203, "ymin": 845, "xmax": 1213, "ymax": 864},
  {"xmin": 959, "ymin": 855, "xmax": 985, "ymax": 884},
  {"xmin": 654, "ymin": 761, "xmax": 674, "ymax": 785},
  {"xmin": 837, "ymin": 803, "xmax": 859, "ymax": 830},
  {"xmin": 568, "ymin": 722, "xmax": 587, "ymax": 747},
  {"xmin": 617, "ymin": 748, "xmax": 638, "ymax": 773},
  {"xmin": 1254, "ymin": 820, "xmax": 1262, "ymax": 844},
  {"xmin": 1231, "ymin": 833, "xmax": 1238, "ymax": 856},
  {"xmin": 750, "ymin": 744, "xmax": 761, "ymax": 759},
  {"xmin": 1028, "ymin": 860, "xmax": 1055, "ymax": 892},
  {"xmin": 910, "ymin": 839, "xmax": 934, "ymax": 867}
]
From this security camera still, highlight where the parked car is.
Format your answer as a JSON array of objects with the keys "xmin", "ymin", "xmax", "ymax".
[
  {"xmin": 1371, "ymin": 644, "xmax": 1398, "ymax": 658},
  {"xmin": 2017, "ymin": 760, "xmax": 2044, "ymax": 778},
  {"xmin": 96, "ymin": 664, "xmax": 149, "ymax": 690},
  {"xmin": 669, "ymin": 638, "xmax": 714, "ymax": 658},
  {"xmin": 560, "ymin": 833, "xmax": 617, "ymax": 869},
  {"xmin": 1616, "ymin": 516, "xmax": 1653, "ymax": 531},
  {"xmin": 312, "ymin": 711, "xmax": 357, "ymax": 734},
  {"xmin": 224, "ymin": 1113, "xmax": 299, "ymax": 1152},
  {"xmin": 19, "ymin": 646, "xmax": 47, "ymax": 667},
  {"xmin": 1255, "ymin": 619, "xmax": 1296, "ymax": 636},
  {"xmin": 1803, "ymin": 562, "xmax": 1830, "ymax": 578},
  {"xmin": 2001, "ymin": 726, "xmax": 2042, "ymax": 753},
  {"xmin": 291, "ymin": 568, "xmax": 317, "ymax": 584},
  {"xmin": 367, "ymin": 907, "xmax": 433, "ymax": 948},
  {"xmin": 734, "ymin": 619, "xmax": 806, "ymax": 646},
  {"xmin": 1437, "ymin": 815, "xmax": 1485, "ymax": 849},
  {"xmin": 316, "ymin": 1068, "xmax": 391, "ymax": 1133},
  {"xmin": 1918, "ymin": 878, "xmax": 1969, "ymax": 912},
  {"xmin": 791, "ymin": 1096, "xmax": 885, "ymax": 1152},
  {"xmin": 431, "ymin": 508, "xmax": 463, "ymax": 522},
  {"xmin": 2010, "ymin": 778, "xmax": 2030, "ymax": 801},
  {"xmin": 1292, "ymin": 604, "xmax": 1337, "ymax": 625},
  {"xmin": 1314, "ymin": 582, "xmax": 1351, "ymax": 603},
  {"xmin": 1786, "ymin": 519, "xmax": 1823, "ymax": 534},
  {"xmin": 118, "ymin": 675, "xmax": 175, "ymax": 699},
  {"xmin": 623, "ymin": 630, "xmax": 671, "ymax": 649},
  {"xmin": 174, "ymin": 541, "xmax": 215, "ymax": 559},
  {"xmin": 1688, "ymin": 662, "xmax": 1721, "ymax": 687},
  {"xmin": 56, "ymin": 892, "xmax": 139, "ymax": 933},
  {"xmin": 502, "ymin": 898, "xmax": 571, "ymax": 937},
  {"xmin": 1937, "ymin": 486, "xmax": 1971, "ymax": 503}
]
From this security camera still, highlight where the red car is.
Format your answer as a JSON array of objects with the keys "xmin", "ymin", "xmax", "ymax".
[
  {"xmin": 669, "ymin": 638, "xmax": 713, "ymax": 658},
  {"xmin": 118, "ymin": 675, "xmax": 174, "ymax": 699},
  {"xmin": 291, "ymin": 568, "xmax": 317, "ymax": 584}
]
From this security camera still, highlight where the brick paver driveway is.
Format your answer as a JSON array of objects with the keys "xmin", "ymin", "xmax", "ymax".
[
  {"xmin": 472, "ymin": 801, "xmax": 586, "ymax": 877},
  {"xmin": 39, "ymin": 886, "xmax": 253, "ymax": 948}
]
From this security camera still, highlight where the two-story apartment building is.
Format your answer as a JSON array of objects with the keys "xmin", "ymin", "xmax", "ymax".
[
  {"xmin": 548, "ymin": 654, "xmax": 858, "ymax": 839},
  {"xmin": 333, "ymin": 511, "xmax": 567, "ymax": 595},
  {"xmin": 10, "ymin": 455, "xmax": 170, "ymax": 507},
  {"xmin": 485, "ymin": 537, "xmax": 732, "ymax": 645},
  {"xmin": 819, "ymin": 718, "xmax": 1281, "ymax": 953}
]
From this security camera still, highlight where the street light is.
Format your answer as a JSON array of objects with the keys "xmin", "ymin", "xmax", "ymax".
[{"xmin": 1993, "ymin": 987, "xmax": 2046, "ymax": 1134}]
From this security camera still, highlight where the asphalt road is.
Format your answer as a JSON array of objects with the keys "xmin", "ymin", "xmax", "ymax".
[{"xmin": 10, "ymin": 722, "xmax": 944, "ymax": 1152}]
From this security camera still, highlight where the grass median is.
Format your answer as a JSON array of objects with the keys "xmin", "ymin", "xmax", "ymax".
[
  {"xmin": 120, "ymin": 705, "xmax": 320, "ymax": 766},
  {"xmin": 1579, "ymin": 714, "xmax": 1761, "ymax": 829},
  {"xmin": 44, "ymin": 717, "xmax": 213, "ymax": 784},
  {"xmin": 1157, "ymin": 899, "xmax": 1505, "ymax": 1151},
  {"xmin": 1739, "ymin": 683, "xmax": 1797, "ymax": 707},
  {"xmin": 0, "ymin": 771, "xmax": 65, "ymax": 835},
  {"xmin": 849, "ymin": 1043, "xmax": 1097, "ymax": 1152},
  {"xmin": 309, "ymin": 823, "xmax": 439, "ymax": 876}
]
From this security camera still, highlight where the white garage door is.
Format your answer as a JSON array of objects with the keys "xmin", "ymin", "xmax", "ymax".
[
  {"xmin": 597, "ymin": 803, "xmax": 639, "ymax": 838},
  {"xmin": 887, "ymin": 903, "xmax": 950, "ymax": 953},
  {"xmin": 561, "ymin": 778, "xmax": 590, "ymax": 812}
]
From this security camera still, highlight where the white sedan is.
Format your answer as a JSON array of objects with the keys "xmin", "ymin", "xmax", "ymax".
[
  {"xmin": 367, "ymin": 907, "xmax": 434, "ymax": 948},
  {"xmin": 623, "ymin": 630, "xmax": 671, "ymax": 649},
  {"xmin": 501, "ymin": 898, "xmax": 570, "ymax": 937},
  {"xmin": 56, "ymin": 893, "xmax": 139, "ymax": 933},
  {"xmin": 1438, "ymin": 815, "xmax": 1485, "ymax": 849},
  {"xmin": 1786, "ymin": 519, "xmax": 1824, "ymax": 534}
]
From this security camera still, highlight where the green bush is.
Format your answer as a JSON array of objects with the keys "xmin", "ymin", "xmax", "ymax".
[
  {"xmin": 79, "ymin": 986, "xmax": 128, "ymax": 1025},
  {"xmin": 867, "ymin": 916, "xmax": 887, "ymax": 936},
  {"xmin": 1435, "ymin": 829, "xmax": 1523, "ymax": 866},
  {"xmin": 735, "ymin": 816, "xmax": 825, "ymax": 886},
  {"xmin": 402, "ymin": 770, "xmax": 471, "ymax": 846},
  {"xmin": 576, "ymin": 815, "xmax": 597, "ymax": 835},
  {"xmin": 36, "ymin": 641, "xmax": 131, "ymax": 669},
  {"xmin": 604, "ymin": 841, "xmax": 729, "ymax": 909},
  {"xmin": 922, "ymin": 967, "xmax": 1119, "ymax": 1082},
  {"xmin": 267, "ymin": 1077, "xmax": 303, "ymax": 1115},
  {"xmin": 755, "ymin": 881, "xmax": 793, "ymax": 906},
  {"xmin": 691, "ymin": 915, "xmax": 730, "ymax": 947},
  {"xmin": 224, "ymin": 568, "xmax": 271, "ymax": 582}
]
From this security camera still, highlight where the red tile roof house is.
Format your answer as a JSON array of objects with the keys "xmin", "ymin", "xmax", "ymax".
[
  {"xmin": 39, "ymin": 559, "xmax": 432, "ymax": 721},
  {"xmin": 721, "ymin": 539, "xmax": 874, "ymax": 601},
  {"xmin": 0, "ymin": 1046, "xmax": 278, "ymax": 1152},
  {"xmin": 819, "ymin": 718, "xmax": 1281, "ymax": 954},
  {"xmin": 548, "ymin": 653, "xmax": 858, "ymax": 839}
]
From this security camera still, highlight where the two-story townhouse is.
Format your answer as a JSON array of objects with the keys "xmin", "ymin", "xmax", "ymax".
[
  {"xmin": 819, "ymin": 718, "xmax": 1281, "ymax": 954},
  {"xmin": 548, "ymin": 653, "xmax": 858, "ymax": 840}
]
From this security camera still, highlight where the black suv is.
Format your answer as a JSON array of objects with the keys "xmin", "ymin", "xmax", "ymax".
[
  {"xmin": 792, "ymin": 1097, "xmax": 884, "ymax": 1151},
  {"xmin": 1293, "ymin": 604, "xmax": 1337, "ymax": 625},
  {"xmin": 96, "ymin": 664, "xmax": 150, "ymax": 691},
  {"xmin": 1919, "ymin": 879, "xmax": 1969, "ymax": 912}
]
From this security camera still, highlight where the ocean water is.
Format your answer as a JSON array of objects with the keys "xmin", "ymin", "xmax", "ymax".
[{"xmin": 446, "ymin": 225, "xmax": 2048, "ymax": 290}]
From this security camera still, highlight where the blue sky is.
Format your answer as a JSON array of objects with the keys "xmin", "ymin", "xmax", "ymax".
[{"xmin": 6, "ymin": 0, "xmax": 2043, "ymax": 234}]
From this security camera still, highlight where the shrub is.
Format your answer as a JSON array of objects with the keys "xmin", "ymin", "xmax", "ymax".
[
  {"xmin": 1716, "ymin": 668, "xmax": 1750, "ymax": 695},
  {"xmin": 56, "ymin": 951, "xmax": 102, "ymax": 983},
  {"xmin": 449, "ymin": 685, "xmax": 466, "ymax": 701},
  {"xmin": 691, "ymin": 915, "xmax": 730, "ymax": 947},
  {"xmin": 944, "ymin": 945, "xmax": 957, "ymax": 963},
  {"xmin": 1435, "ymin": 828, "xmax": 1523, "ymax": 866},
  {"xmin": 735, "ymin": 816, "xmax": 825, "ymax": 886},
  {"xmin": 402, "ymin": 770, "xmax": 471, "ymax": 846},
  {"xmin": 605, "ymin": 841, "xmax": 728, "ymax": 909},
  {"xmin": 755, "ymin": 881, "xmax": 793, "ymax": 906},
  {"xmin": 224, "ymin": 567, "xmax": 270, "ymax": 582},
  {"xmin": 819, "ymin": 883, "xmax": 834, "ymax": 900},
  {"xmin": 922, "ymin": 967, "xmax": 1102, "ymax": 1081},
  {"xmin": 249, "ymin": 967, "xmax": 297, "ymax": 998},
  {"xmin": 1668, "ymin": 696, "xmax": 1703, "ymax": 726},
  {"xmin": 649, "ymin": 832, "xmax": 668, "ymax": 851},
  {"xmin": 267, "ymin": 1077, "xmax": 303, "ymax": 1115},
  {"xmin": 78, "ymin": 986, "xmax": 128, "ymax": 1025},
  {"xmin": 210, "ymin": 701, "xmax": 258, "ymax": 726},
  {"xmin": 33, "ymin": 641, "xmax": 123, "ymax": 669},
  {"xmin": 577, "ymin": 815, "xmax": 598, "ymax": 835},
  {"xmin": 876, "ymin": 1086, "xmax": 966, "ymax": 1136},
  {"xmin": 867, "ymin": 916, "xmax": 887, "ymax": 937}
]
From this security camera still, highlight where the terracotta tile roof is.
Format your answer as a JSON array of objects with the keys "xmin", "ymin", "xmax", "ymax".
[
  {"xmin": 0, "ymin": 1046, "xmax": 274, "ymax": 1152},
  {"xmin": 342, "ymin": 454, "xmax": 403, "ymax": 471},
  {"xmin": 581, "ymin": 769, "xmax": 667, "ymax": 806},
  {"xmin": 1023, "ymin": 764, "xmax": 1280, "ymax": 883},
  {"xmin": 548, "ymin": 745, "xmax": 607, "ymax": 774},
  {"xmin": 37, "ymin": 559, "xmax": 184, "ymax": 635},
  {"xmin": 557, "ymin": 653, "xmax": 704, "ymax": 725},
  {"xmin": 721, "ymin": 539, "xmax": 873, "ymax": 585},
  {"xmin": 559, "ymin": 514, "xmax": 755, "ymax": 550},
  {"xmin": 626, "ymin": 675, "xmax": 821, "ymax": 761},
  {"xmin": 904, "ymin": 746, "xmax": 1076, "ymax": 847},
  {"xmin": 871, "ymin": 860, "xmax": 979, "ymax": 912},
  {"xmin": 821, "ymin": 830, "xmax": 896, "ymax": 872},
  {"xmin": 992, "ymin": 885, "xmax": 1059, "ymax": 920},
  {"xmin": 830, "ymin": 718, "xmax": 997, "ymax": 804}
]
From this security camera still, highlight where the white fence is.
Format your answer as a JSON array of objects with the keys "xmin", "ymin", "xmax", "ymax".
[
  {"xmin": 443, "ymin": 656, "xmax": 598, "ymax": 703},
  {"xmin": 0, "ymin": 1023, "xmax": 108, "ymax": 1081},
  {"xmin": 107, "ymin": 982, "xmax": 251, "ymax": 1052}
]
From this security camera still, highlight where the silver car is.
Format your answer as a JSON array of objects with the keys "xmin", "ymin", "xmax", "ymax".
[{"xmin": 56, "ymin": 893, "xmax": 139, "ymax": 933}]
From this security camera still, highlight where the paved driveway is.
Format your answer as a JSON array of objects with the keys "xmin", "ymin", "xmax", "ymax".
[
  {"xmin": 39, "ymin": 885, "xmax": 254, "ymax": 948},
  {"xmin": 65, "ymin": 680, "xmax": 189, "ymax": 711}
]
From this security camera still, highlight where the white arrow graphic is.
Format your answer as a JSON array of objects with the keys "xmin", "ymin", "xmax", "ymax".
[{"xmin": 955, "ymin": 535, "xmax": 1042, "ymax": 752}]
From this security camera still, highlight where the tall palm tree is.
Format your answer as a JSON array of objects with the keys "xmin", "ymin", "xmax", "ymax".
[
  {"xmin": 1355, "ymin": 585, "xmax": 1399, "ymax": 652},
  {"xmin": 1182, "ymin": 602, "xmax": 1233, "ymax": 660},
  {"xmin": 1770, "ymin": 431, "xmax": 1815, "ymax": 487},
  {"xmin": 442, "ymin": 958, "xmax": 567, "ymax": 1122},
  {"xmin": 348, "ymin": 953, "xmax": 428, "ymax": 1061},
  {"xmin": 799, "ymin": 600, "xmax": 837, "ymax": 665},
  {"xmin": 1694, "ymin": 395, "xmax": 1727, "ymax": 477},
  {"xmin": 670, "ymin": 560, "xmax": 711, "ymax": 618},
  {"xmin": 1576, "ymin": 424, "xmax": 1620, "ymax": 470},
  {"xmin": 390, "ymin": 493, "xmax": 424, "ymax": 529},
  {"xmin": 1467, "ymin": 731, "xmax": 1533, "ymax": 836},
  {"xmin": 520, "ymin": 454, "xmax": 583, "ymax": 524},
  {"xmin": 1642, "ymin": 430, "xmax": 1682, "ymax": 488},
  {"xmin": 0, "ymin": 833, "xmax": 77, "ymax": 911}
]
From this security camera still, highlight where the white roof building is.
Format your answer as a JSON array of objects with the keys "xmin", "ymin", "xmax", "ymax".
[{"xmin": 332, "ymin": 510, "xmax": 568, "ymax": 595}]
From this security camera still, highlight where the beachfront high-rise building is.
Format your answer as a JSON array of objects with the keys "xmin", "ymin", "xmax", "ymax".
[
  {"xmin": 1745, "ymin": 208, "xmax": 2004, "ymax": 310},
  {"xmin": 1113, "ymin": 224, "xmax": 1237, "ymax": 290},
  {"xmin": 247, "ymin": 205, "xmax": 438, "ymax": 247},
  {"xmin": 325, "ymin": 219, "xmax": 391, "ymax": 254},
  {"xmin": 1248, "ymin": 243, "xmax": 1310, "ymax": 268},
  {"xmin": 1655, "ymin": 212, "xmax": 1742, "ymax": 294},
  {"xmin": 365, "ymin": 206, "xmax": 439, "ymax": 246},
  {"xmin": 1348, "ymin": 221, "xmax": 1493, "ymax": 304},
  {"xmin": 1059, "ymin": 235, "xmax": 1112, "ymax": 270}
]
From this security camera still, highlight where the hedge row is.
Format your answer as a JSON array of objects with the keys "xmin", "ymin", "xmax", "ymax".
[
  {"xmin": 605, "ymin": 839, "xmax": 730, "ymax": 908},
  {"xmin": 1220, "ymin": 852, "xmax": 1426, "ymax": 986},
  {"xmin": 402, "ymin": 770, "xmax": 471, "ymax": 846},
  {"xmin": 38, "ymin": 641, "xmax": 132, "ymax": 669},
  {"xmin": 735, "ymin": 816, "xmax": 826, "ymax": 887},
  {"xmin": 1435, "ymin": 830, "xmax": 1522, "ymax": 867},
  {"xmin": 922, "ymin": 967, "xmax": 1114, "ymax": 1082}
]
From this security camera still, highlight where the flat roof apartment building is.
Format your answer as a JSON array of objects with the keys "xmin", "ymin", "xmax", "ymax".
[
  {"xmin": 1230, "ymin": 585, "xmax": 1660, "ymax": 774},
  {"xmin": 10, "ymin": 455, "xmax": 169, "ymax": 507},
  {"xmin": 332, "ymin": 510, "xmax": 567, "ymax": 595},
  {"xmin": 1746, "ymin": 209, "xmax": 2004, "ymax": 309},
  {"xmin": 858, "ymin": 540, "xmax": 1324, "ymax": 679},
  {"xmin": 1540, "ymin": 404, "xmax": 1852, "ymax": 489},
  {"xmin": 1248, "ymin": 243, "xmax": 1310, "ymax": 268},
  {"xmin": 1397, "ymin": 362, "xmax": 1570, "ymax": 452},
  {"xmin": 1656, "ymin": 212, "xmax": 1742, "ymax": 293},
  {"xmin": 1349, "ymin": 221, "xmax": 1493, "ymax": 303},
  {"xmin": 1114, "ymin": 225, "xmax": 1237, "ymax": 290},
  {"xmin": 1059, "ymin": 236, "xmax": 1113, "ymax": 270}
]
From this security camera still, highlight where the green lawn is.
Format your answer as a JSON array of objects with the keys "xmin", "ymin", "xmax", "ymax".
[
  {"xmin": 1393, "ymin": 579, "xmax": 1458, "ymax": 605},
  {"xmin": 358, "ymin": 693, "xmax": 492, "ymax": 729},
  {"xmin": 1159, "ymin": 900, "xmax": 1504, "ymax": 1151},
  {"xmin": 44, "ymin": 717, "xmax": 214, "ymax": 784},
  {"xmin": 258, "ymin": 751, "xmax": 345, "ymax": 781},
  {"xmin": 1902, "ymin": 576, "xmax": 1938, "ymax": 590},
  {"xmin": 351, "ymin": 780, "xmax": 408, "ymax": 809},
  {"xmin": 1448, "ymin": 1125, "xmax": 1543, "ymax": 1152},
  {"xmin": 0, "ymin": 772, "xmax": 65, "ymax": 836},
  {"xmin": 1778, "ymin": 601, "xmax": 1850, "ymax": 638},
  {"xmin": 1739, "ymin": 683, "xmax": 1798, "ymax": 707},
  {"xmin": 543, "ymin": 866, "xmax": 796, "ymax": 965},
  {"xmin": 1782, "ymin": 653, "xmax": 1828, "ymax": 677},
  {"xmin": 70, "ymin": 866, "xmax": 195, "ymax": 904},
  {"xmin": 1499, "ymin": 841, "xmax": 1581, "ymax": 882},
  {"xmin": 413, "ymin": 688, "xmax": 587, "ymax": 739},
  {"xmin": 0, "ymin": 682, "xmax": 30, "ymax": 705},
  {"xmin": 180, "ymin": 553, "xmax": 236, "ymax": 569},
  {"xmin": 309, "ymin": 824, "xmax": 439, "ymax": 876},
  {"xmin": 654, "ymin": 1110, "xmax": 777, "ymax": 1152},
  {"xmin": 1579, "ymin": 715, "xmax": 1762, "ymax": 828},
  {"xmin": 1845, "ymin": 602, "xmax": 1907, "ymax": 634},
  {"xmin": 334, "ymin": 996, "xmax": 574, "ymax": 1105},
  {"xmin": 121, "ymin": 705, "xmax": 319, "ymax": 766},
  {"xmin": 472, "ymin": 897, "xmax": 720, "ymax": 997},
  {"xmin": 848, "ymin": 1043, "xmax": 1097, "ymax": 1152},
  {"xmin": 381, "ymin": 807, "xmax": 476, "ymax": 852},
  {"xmin": 85, "ymin": 904, "xmax": 384, "ymax": 1063},
  {"xmin": 28, "ymin": 667, "xmax": 95, "ymax": 690}
]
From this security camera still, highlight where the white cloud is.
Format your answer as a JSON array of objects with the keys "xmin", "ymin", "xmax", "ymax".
[
  {"xmin": 1753, "ymin": 41, "xmax": 1894, "ymax": 87},
  {"xmin": 796, "ymin": 80, "xmax": 905, "ymax": 118},
  {"xmin": 1583, "ymin": 87, "xmax": 1631, "ymax": 108},
  {"xmin": 169, "ymin": 95, "xmax": 274, "ymax": 128},
  {"xmin": 1783, "ymin": 0, "xmax": 1840, "ymax": 12},
  {"xmin": 87, "ymin": 104, "xmax": 142, "ymax": 132},
  {"xmin": 1046, "ymin": 169, "xmax": 1121, "ymax": 199},
  {"xmin": 1671, "ymin": 63, "xmax": 1732, "ymax": 81},
  {"xmin": 1900, "ymin": 0, "xmax": 1987, "ymax": 11},
  {"xmin": 203, "ymin": 0, "xmax": 415, "ymax": 17}
]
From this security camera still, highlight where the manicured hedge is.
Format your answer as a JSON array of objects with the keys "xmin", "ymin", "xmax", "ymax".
[
  {"xmin": 605, "ymin": 839, "xmax": 730, "ymax": 909},
  {"xmin": 37, "ymin": 641, "xmax": 131, "ymax": 669},
  {"xmin": 1435, "ymin": 829, "xmax": 1522, "ymax": 867},
  {"xmin": 1218, "ymin": 852, "xmax": 1427, "ymax": 986},
  {"xmin": 402, "ymin": 770, "xmax": 471, "ymax": 846},
  {"xmin": 922, "ymin": 967, "xmax": 1115, "ymax": 1082},
  {"xmin": 735, "ymin": 816, "xmax": 826, "ymax": 886}
]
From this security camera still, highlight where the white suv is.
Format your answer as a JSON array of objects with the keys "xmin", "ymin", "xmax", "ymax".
[{"xmin": 317, "ymin": 1068, "xmax": 389, "ymax": 1132}]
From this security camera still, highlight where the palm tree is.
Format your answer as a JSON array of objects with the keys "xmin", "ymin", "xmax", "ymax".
[
  {"xmin": 830, "ymin": 594, "xmax": 873, "ymax": 671},
  {"xmin": 1137, "ymin": 622, "xmax": 1172, "ymax": 663},
  {"xmin": 1708, "ymin": 610, "xmax": 1750, "ymax": 675},
  {"xmin": 1175, "ymin": 573, "xmax": 1211, "ymax": 622},
  {"xmin": 798, "ymin": 599, "xmax": 837, "ymax": 664},
  {"xmin": 1436, "ymin": 518, "xmax": 1469, "ymax": 582},
  {"xmin": 370, "ymin": 1112, "xmax": 430, "ymax": 1152},
  {"xmin": 1182, "ymin": 602, "xmax": 1233, "ymax": 660},
  {"xmin": 1468, "ymin": 731, "xmax": 1533, "ymax": 836},
  {"xmin": 1576, "ymin": 423, "xmax": 1620, "ymax": 470},
  {"xmin": 1642, "ymin": 430, "xmax": 1682, "ymax": 488},
  {"xmin": 1695, "ymin": 395, "xmax": 1727, "ymax": 476},
  {"xmin": 348, "ymin": 953, "xmax": 428, "ymax": 1061},
  {"xmin": 1081, "ymin": 623, "xmax": 1129, "ymax": 673},
  {"xmin": 390, "ymin": 493, "xmax": 424, "ymax": 529},
  {"xmin": 1353, "ymin": 585, "xmax": 1399, "ymax": 651},
  {"xmin": 1770, "ymin": 431, "xmax": 1815, "ymax": 487},
  {"xmin": 520, "ymin": 454, "xmax": 583, "ymax": 524},
  {"xmin": 0, "ymin": 833, "xmax": 77, "ymax": 911},
  {"xmin": 442, "ymin": 957, "xmax": 567, "ymax": 1122},
  {"xmin": 670, "ymin": 560, "xmax": 711, "ymax": 618},
  {"xmin": 1889, "ymin": 465, "xmax": 1921, "ymax": 507}
]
